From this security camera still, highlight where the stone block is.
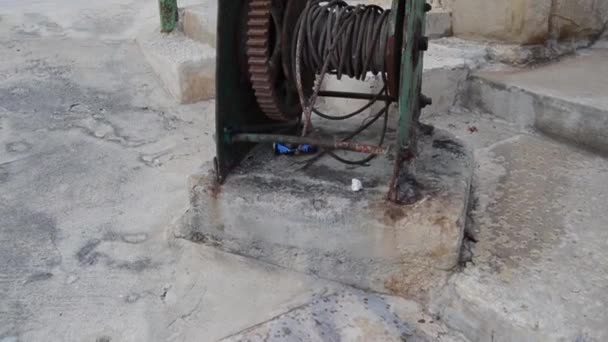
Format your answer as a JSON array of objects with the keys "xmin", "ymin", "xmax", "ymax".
[
  {"xmin": 181, "ymin": 3, "xmax": 217, "ymax": 47},
  {"xmin": 137, "ymin": 28, "xmax": 215, "ymax": 104},
  {"xmin": 426, "ymin": 9, "xmax": 453, "ymax": 38}
]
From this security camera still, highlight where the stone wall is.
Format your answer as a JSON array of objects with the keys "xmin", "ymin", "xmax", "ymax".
[
  {"xmin": 452, "ymin": 0, "xmax": 608, "ymax": 44},
  {"xmin": 550, "ymin": 0, "xmax": 608, "ymax": 41}
]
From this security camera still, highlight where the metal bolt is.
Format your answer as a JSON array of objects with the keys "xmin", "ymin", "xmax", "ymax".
[
  {"xmin": 420, "ymin": 94, "xmax": 433, "ymax": 108},
  {"xmin": 419, "ymin": 36, "xmax": 429, "ymax": 51}
]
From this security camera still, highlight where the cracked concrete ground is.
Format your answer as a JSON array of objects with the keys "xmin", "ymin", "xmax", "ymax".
[
  {"xmin": 0, "ymin": 2, "xmax": 464, "ymax": 341},
  {"xmin": 3, "ymin": 1, "xmax": 608, "ymax": 341},
  {"xmin": 425, "ymin": 109, "xmax": 608, "ymax": 341},
  {"xmin": 0, "ymin": 1, "xmax": 220, "ymax": 340},
  {"xmin": 0, "ymin": 1, "xmax": 342, "ymax": 341}
]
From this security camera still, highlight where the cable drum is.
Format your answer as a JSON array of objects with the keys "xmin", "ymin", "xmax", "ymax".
[
  {"xmin": 291, "ymin": 0, "xmax": 395, "ymax": 166},
  {"xmin": 292, "ymin": 0, "xmax": 392, "ymax": 81}
]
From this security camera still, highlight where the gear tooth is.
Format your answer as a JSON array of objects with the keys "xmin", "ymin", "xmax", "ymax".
[
  {"xmin": 246, "ymin": 0, "xmax": 297, "ymax": 122},
  {"xmin": 247, "ymin": 38, "xmax": 268, "ymax": 47}
]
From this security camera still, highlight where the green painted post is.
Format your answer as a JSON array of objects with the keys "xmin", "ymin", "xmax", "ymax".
[
  {"xmin": 159, "ymin": 0, "xmax": 178, "ymax": 33},
  {"xmin": 388, "ymin": 0, "xmax": 428, "ymax": 202},
  {"xmin": 396, "ymin": 0, "xmax": 426, "ymax": 154}
]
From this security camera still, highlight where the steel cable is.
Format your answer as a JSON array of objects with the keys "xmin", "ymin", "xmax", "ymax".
[
  {"xmin": 293, "ymin": 0, "xmax": 393, "ymax": 166},
  {"xmin": 293, "ymin": 0, "xmax": 391, "ymax": 80}
]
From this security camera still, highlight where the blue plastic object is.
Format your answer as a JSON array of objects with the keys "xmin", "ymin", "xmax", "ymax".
[{"xmin": 274, "ymin": 143, "xmax": 318, "ymax": 155}]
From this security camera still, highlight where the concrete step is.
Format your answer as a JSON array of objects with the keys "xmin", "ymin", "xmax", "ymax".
[
  {"xmin": 136, "ymin": 26, "xmax": 215, "ymax": 104},
  {"xmin": 465, "ymin": 48, "xmax": 608, "ymax": 154},
  {"xmin": 423, "ymin": 109, "xmax": 608, "ymax": 342}
]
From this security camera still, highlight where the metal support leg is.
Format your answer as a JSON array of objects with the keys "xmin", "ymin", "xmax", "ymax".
[{"xmin": 159, "ymin": 0, "xmax": 178, "ymax": 33}]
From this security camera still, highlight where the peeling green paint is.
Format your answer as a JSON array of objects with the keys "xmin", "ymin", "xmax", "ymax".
[{"xmin": 159, "ymin": 0, "xmax": 178, "ymax": 33}]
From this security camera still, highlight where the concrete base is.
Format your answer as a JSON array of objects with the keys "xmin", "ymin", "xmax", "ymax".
[
  {"xmin": 178, "ymin": 128, "xmax": 473, "ymax": 298},
  {"xmin": 466, "ymin": 48, "xmax": 608, "ymax": 154}
]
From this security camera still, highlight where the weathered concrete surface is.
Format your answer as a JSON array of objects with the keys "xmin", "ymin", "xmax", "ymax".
[
  {"xmin": 178, "ymin": 124, "xmax": 474, "ymax": 299},
  {"xmin": 0, "ymin": 2, "xmax": 356, "ymax": 342},
  {"xmin": 137, "ymin": 26, "xmax": 216, "ymax": 104},
  {"xmin": 466, "ymin": 48, "xmax": 608, "ymax": 153},
  {"xmin": 223, "ymin": 289, "xmax": 466, "ymax": 342},
  {"xmin": 147, "ymin": 242, "xmax": 344, "ymax": 341},
  {"xmin": 452, "ymin": 0, "xmax": 608, "ymax": 44},
  {"xmin": 426, "ymin": 109, "xmax": 608, "ymax": 342}
]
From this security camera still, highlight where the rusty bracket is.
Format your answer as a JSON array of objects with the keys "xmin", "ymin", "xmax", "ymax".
[{"xmin": 231, "ymin": 133, "xmax": 389, "ymax": 155}]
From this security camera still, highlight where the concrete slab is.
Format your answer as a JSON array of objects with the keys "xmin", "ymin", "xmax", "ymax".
[
  {"xmin": 178, "ymin": 125, "xmax": 474, "ymax": 299},
  {"xmin": 222, "ymin": 289, "xmax": 466, "ymax": 342},
  {"xmin": 435, "ymin": 134, "xmax": 608, "ymax": 341},
  {"xmin": 137, "ymin": 26, "xmax": 216, "ymax": 104},
  {"xmin": 466, "ymin": 48, "xmax": 608, "ymax": 153},
  {"xmin": 145, "ymin": 241, "xmax": 344, "ymax": 342},
  {"xmin": 425, "ymin": 109, "xmax": 608, "ymax": 341},
  {"xmin": 0, "ymin": 13, "xmax": 218, "ymax": 340}
]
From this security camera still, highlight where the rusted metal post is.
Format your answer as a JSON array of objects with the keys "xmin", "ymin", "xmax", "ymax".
[
  {"xmin": 159, "ymin": 0, "xmax": 178, "ymax": 33},
  {"xmin": 231, "ymin": 133, "xmax": 389, "ymax": 155},
  {"xmin": 387, "ymin": 0, "xmax": 428, "ymax": 203}
]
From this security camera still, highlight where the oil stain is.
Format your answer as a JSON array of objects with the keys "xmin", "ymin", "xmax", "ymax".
[
  {"xmin": 24, "ymin": 272, "xmax": 53, "ymax": 284},
  {"xmin": 5, "ymin": 140, "xmax": 32, "ymax": 154},
  {"xmin": 75, "ymin": 237, "xmax": 155, "ymax": 272},
  {"xmin": 432, "ymin": 139, "xmax": 465, "ymax": 157}
]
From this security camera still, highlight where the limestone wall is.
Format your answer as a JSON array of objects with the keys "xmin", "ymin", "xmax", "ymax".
[{"xmin": 452, "ymin": 0, "xmax": 608, "ymax": 44}]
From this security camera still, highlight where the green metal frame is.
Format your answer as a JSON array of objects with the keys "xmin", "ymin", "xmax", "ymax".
[
  {"xmin": 159, "ymin": 0, "xmax": 178, "ymax": 33},
  {"xmin": 214, "ymin": 0, "xmax": 284, "ymax": 183},
  {"xmin": 396, "ymin": 0, "xmax": 426, "ymax": 154},
  {"xmin": 214, "ymin": 0, "xmax": 427, "ymax": 192}
]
